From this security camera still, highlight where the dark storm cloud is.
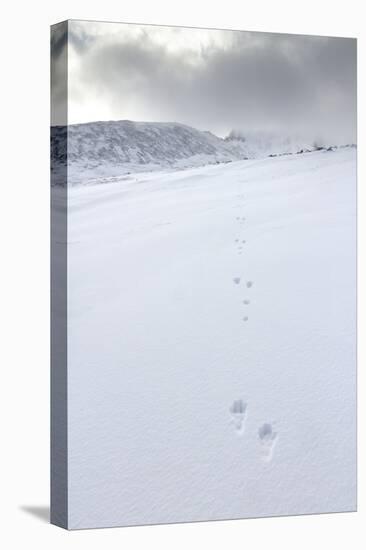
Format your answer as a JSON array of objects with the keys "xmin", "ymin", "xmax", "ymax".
[
  {"xmin": 51, "ymin": 23, "xmax": 68, "ymax": 59},
  {"xmin": 51, "ymin": 22, "xmax": 68, "ymax": 125},
  {"xmin": 67, "ymin": 23, "xmax": 356, "ymax": 142},
  {"xmin": 68, "ymin": 25, "xmax": 97, "ymax": 54}
]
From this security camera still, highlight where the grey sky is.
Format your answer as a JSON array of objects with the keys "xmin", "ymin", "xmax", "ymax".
[{"xmin": 54, "ymin": 20, "xmax": 357, "ymax": 142}]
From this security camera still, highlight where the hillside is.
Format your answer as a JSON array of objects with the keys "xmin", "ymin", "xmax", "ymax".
[
  {"xmin": 51, "ymin": 120, "xmax": 355, "ymax": 186},
  {"xmin": 51, "ymin": 120, "xmax": 245, "ymax": 184}
]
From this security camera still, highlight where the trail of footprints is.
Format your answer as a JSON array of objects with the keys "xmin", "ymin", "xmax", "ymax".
[
  {"xmin": 230, "ymin": 197, "xmax": 278, "ymax": 461},
  {"xmin": 230, "ymin": 400, "xmax": 278, "ymax": 462},
  {"xmin": 232, "ymin": 197, "xmax": 253, "ymax": 322}
]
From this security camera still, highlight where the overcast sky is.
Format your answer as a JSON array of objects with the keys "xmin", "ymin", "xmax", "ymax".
[{"xmin": 52, "ymin": 20, "xmax": 356, "ymax": 142}]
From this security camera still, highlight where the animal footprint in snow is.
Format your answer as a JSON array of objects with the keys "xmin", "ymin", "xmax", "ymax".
[
  {"xmin": 258, "ymin": 423, "xmax": 278, "ymax": 462},
  {"xmin": 230, "ymin": 399, "xmax": 247, "ymax": 434},
  {"xmin": 233, "ymin": 277, "xmax": 241, "ymax": 285},
  {"xmin": 243, "ymin": 299, "xmax": 250, "ymax": 305},
  {"xmin": 243, "ymin": 316, "xmax": 249, "ymax": 322},
  {"xmin": 246, "ymin": 281, "xmax": 253, "ymax": 288}
]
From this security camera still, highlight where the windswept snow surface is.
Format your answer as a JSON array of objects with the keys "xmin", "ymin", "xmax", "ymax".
[{"xmin": 67, "ymin": 147, "xmax": 356, "ymax": 528}]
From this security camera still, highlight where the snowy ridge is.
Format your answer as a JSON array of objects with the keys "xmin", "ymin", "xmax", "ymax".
[
  {"xmin": 51, "ymin": 120, "xmax": 244, "ymax": 185},
  {"xmin": 51, "ymin": 120, "xmax": 356, "ymax": 186}
]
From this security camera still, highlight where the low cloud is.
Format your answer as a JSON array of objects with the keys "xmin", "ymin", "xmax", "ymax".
[{"xmin": 60, "ymin": 21, "xmax": 356, "ymax": 143}]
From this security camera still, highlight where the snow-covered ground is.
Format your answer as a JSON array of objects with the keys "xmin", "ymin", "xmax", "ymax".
[{"xmin": 66, "ymin": 147, "xmax": 356, "ymax": 528}]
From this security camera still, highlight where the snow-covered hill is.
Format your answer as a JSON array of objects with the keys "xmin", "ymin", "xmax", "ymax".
[
  {"xmin": 51, "ymin": 121, "xmax": 245, "ymax": 184},
  {"xmin": 51, "ymin": 120, "xmax": 356, "ymax": 186},
  {"xmin": 62, "ymin": 147, "xmax": 356, "ymax": 528}
]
